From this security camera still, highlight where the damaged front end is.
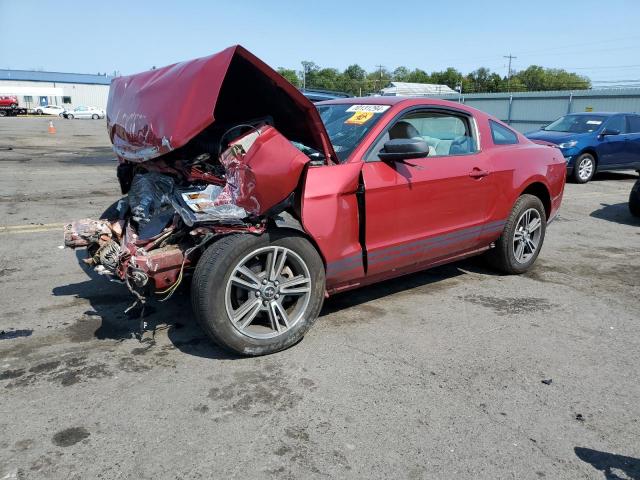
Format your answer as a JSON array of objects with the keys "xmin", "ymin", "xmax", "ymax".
[
  {"xmin": 65, "ymin": 125, "xmax": 308, "ymax": 302},
  {"xmin": 64, "ymin": 45, "xmax": 336, "ymax": 319}
]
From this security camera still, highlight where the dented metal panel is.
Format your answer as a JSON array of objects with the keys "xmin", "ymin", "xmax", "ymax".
[
  {"xmin": 301, "ymin": 162, "xmax": 364, "ymax": 287},
  {"xmin": 107, "ymin": 45, "xmax": 336, "ymax": 163}
]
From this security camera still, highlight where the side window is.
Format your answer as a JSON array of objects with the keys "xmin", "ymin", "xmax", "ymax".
[
  {"xmin": 606, "ymin": 115, "xmax": 626, "ymax": 134},
  {"xmin": 490, "ymin": 120, "xmax": 519, "ymax": 145},
  {"xmin": 626, "ymin": 115, "xmax": 640, "ymax": 134},
  {"xmin": 368, "ymin": 110, "xmax": 477, "ymax": 161}
]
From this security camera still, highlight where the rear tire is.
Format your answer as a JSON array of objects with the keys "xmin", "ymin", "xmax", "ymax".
[
  {"xmin": 191, "ymin": 232, "xmax": 325, "ymax": 356},
  {"xmin": 67, "ymin": 114, "xmax": 74, "ymax": 119},
  {"xmin": 573, "ymin": 153, "xmax": 596, "ymax": 183},
  {"xmin": 629, "ymin": 179, "xmax": 640, "ymax": 217},
  {"xmin": 92, "ymin": 114, "xmax": 99, "ymax": 120},
  {"xmin": 486, "ymin": 194, "xmax": 547, "ymax": 274}
]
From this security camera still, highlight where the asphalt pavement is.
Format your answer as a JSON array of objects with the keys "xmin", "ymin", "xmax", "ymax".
[{"xmin": 0, "ymin": 117, "xmax": 639, "ymax": 479}]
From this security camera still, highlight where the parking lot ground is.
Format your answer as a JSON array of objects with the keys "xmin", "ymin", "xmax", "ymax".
[{"xmin": 0, "ymin": 117, "xmax": 639, "ymax": 479}]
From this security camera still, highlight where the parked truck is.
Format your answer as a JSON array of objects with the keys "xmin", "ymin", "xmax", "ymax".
[{"xmin": 0, "ymin": 95, "xmax": 29, "ymax": 116}]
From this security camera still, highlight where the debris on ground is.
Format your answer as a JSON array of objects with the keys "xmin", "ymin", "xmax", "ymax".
[
  {"xmin": 541, "ymin": 379, "xmax": 553, "ymax": 385},
  {"xmin": 0, "ymin": 329, "xmax": 33, "ymax": 340}
]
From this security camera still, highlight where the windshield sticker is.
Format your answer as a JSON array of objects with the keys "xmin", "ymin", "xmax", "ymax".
[
  {"xmin": 586, "ymin": 120, "xmax": 602, "ymax": 125},
  {"xmin": 346, "ymin": 105, "xmax": 390, "ymax": 113},
  {"xmin": 345, "ymin": 111, "xmax": 375, "ymax": 125}
]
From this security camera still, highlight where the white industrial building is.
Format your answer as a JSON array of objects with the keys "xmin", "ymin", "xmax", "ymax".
[
  {"xmin": 0, "ymin": 70, "xmax": 113, "ymax": 110},
  {"xmin": 380, "ymin": 81, "xmax": 457, "ymax": 96}
]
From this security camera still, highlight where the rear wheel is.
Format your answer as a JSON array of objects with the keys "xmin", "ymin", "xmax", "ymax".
[
  {"xmin": 191, "ymin": 232, "xmax": 325, "ymax": 356},
  {"xmin": 486, "ymin": 194, "xmax": 547, "ymax": 274},
  {"xmin": 573, "ymin": 153, "xmax": 596, "ymax": 183},
  {"xmin": 67, "ymin": 114, "xmax": 74, "ymax": 119},
  {"xmin": 91, "ymin": 114, "xmax": 99, "ymax": 119}
]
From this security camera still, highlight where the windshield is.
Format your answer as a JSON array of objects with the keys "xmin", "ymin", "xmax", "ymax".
[
  {"xmin": 317, "ymin": 104, "xmax": 389, "ymax": 161},
  {"xmin": 544, "ymin": 115, "xmax": 606, "ymax": 133}
]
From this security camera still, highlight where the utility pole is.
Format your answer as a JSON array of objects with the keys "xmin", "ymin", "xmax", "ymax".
[
  {"xmin": 301, "ymin": 62, "xmax": 306, "ymax": 90},
  {"xmin": 375, "ymin": 64, "xmax": 385, "ymax": 92},
  {"xmin": 504, "ymin": 54, "xmax": 517, "ymax": 92}
]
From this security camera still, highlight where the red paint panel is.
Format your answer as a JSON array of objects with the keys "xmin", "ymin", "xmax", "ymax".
[
  {"xmin": 301, "ymin": 163, "xmax": 364, "ymax": 286},
  {"xmin": 217, "ymin": 126, "xmax": 310, "ymax": 214}
]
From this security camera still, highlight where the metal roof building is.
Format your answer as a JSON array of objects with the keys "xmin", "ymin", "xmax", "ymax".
[
  {"xmin": 0, "ymin": 69, "xmax": 114, "ymax": 110},
  {"xmin": 428, "ymin": 87, "xmax": 640, "ymax": 132},
  {"xmin": 380, "ymin": 82, "xmax": 457, "ymax": 96}
]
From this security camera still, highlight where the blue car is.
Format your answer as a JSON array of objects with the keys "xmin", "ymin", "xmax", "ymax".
[{"xmin": 526, "ymin": 112, "xmax": 640, "ymax": 183}]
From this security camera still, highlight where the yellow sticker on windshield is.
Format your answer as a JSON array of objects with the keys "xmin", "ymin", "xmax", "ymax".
[{"xmin": 345, "ymin": 111, "xmax": 374, "ymax": 125}]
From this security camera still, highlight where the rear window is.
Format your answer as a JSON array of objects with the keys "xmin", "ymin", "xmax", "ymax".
[{"xmin": 490, "ymin": 120, "xmax": 519, "ymax": 145}]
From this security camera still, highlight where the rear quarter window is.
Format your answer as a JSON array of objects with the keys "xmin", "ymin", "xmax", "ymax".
[{"xmin": 490, "ymin": 120, "xmax": 519, "ymax": 145}]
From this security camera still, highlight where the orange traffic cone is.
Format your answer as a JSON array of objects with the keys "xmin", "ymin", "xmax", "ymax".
[{"xmin": 48, "ymin": 121, "xmax": 56, "ymax": 134}]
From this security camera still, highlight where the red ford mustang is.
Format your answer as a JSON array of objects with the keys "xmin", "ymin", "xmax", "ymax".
[{"xmin": 65, "ymin": 45, "xmax": 566, "ymax": 355}]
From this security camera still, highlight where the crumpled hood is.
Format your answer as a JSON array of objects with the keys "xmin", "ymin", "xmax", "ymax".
[{"xmin": 107, "ymin": 45, "xmax": 336, "ymax": 163}]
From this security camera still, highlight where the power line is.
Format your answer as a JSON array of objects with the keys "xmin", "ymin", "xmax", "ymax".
[{"xmin": 504, "ymin": 54, "xmax": 517, "ymax": 91}]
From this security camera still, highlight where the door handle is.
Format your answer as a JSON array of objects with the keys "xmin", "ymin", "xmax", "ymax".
[{"xmin": 469, "ymin": 168, "xmax": 489, "ymax": 179}]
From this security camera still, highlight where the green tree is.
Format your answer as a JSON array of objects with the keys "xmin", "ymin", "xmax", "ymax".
[
  {"xmin": 276, "ymin": 68, "xmax": 300, "ymax": 87},
  {"xmin": 310, "ymin": 68, "xmax": 341, "ymax": 91},
  {"xmin": 406, "ymin": 69, "xmax": 431, "ymax": 84},
  {"xmin": 392, "ymin": 66, "xmax": 410, "ymax": 82},
  {"xmin": 431, "ymin": 67, "xmax": 464, "ymax": 90}
]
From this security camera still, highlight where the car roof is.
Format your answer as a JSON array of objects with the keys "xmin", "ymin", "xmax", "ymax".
[
  {"xmin": 315, "ymin": 96, "xmax": 492, "ymax": 121},
  {"xmin": 564, "ymin": 112, "xmax": 621, "ymax": 116}
]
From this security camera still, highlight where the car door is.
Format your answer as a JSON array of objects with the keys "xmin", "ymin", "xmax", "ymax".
[
  {"xmin": 361, "ymin": 107, "xmax": 496, "ymax": 277},
  {"xmin": 625, "ymin": 115, "xmax": 640, "ymax": 168},
  {"xmin": 597, "ymin": 115, "xmax": 628, "ymax": 167}
]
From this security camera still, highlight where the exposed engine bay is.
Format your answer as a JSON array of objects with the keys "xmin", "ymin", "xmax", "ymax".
[{"xmin": 64, "ymin": 123, "xmax": 312, "ymax": 315}]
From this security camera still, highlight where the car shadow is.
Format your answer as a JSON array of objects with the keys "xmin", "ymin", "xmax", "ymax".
[
  {"xmin": 590, "ymin": 202, "xmax": 640, "ymax": 227},
  {"xmin": 52, "ymin": 251, "xmax": 497, "ymax": 360},
  {"xmin": 320, "ymin": 258, "xmax": 488, "ymax": 315},
  {"xmin": 575, "ymin": 447, "xmax": 640, "ymax": 479},
  {"xmin": 51, "ymin": 250, "xmax": 237, "ymax": 360},
  {"xmin": 589, "ymin": 171, "xmax": 638, "ymax": 182}
]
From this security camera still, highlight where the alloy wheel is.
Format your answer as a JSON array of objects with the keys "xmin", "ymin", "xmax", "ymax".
[
  {"xmin": 512, "ymin": 208, "xmax": 542, "ymax": 264},
  {"xmin": 578, "ymin": 157, "xmax": 594, "ymax": 181},
  {"xmin": 224, "ymin": 246, "xmax": 312, "ymax": 339}
]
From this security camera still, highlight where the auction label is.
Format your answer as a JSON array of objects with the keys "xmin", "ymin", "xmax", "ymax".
[
  {"xmin": 345, "ymin": 105, "xmax": 390, "ymax": 113},
  {"xmin": 345, "ymin": 111, "xmax": 375, "ymax": 125}
]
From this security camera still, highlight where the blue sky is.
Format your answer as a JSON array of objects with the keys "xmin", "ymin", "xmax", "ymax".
[{"xmin": 1, "ymin": 0, "xmax": 639, "ymax": 85}]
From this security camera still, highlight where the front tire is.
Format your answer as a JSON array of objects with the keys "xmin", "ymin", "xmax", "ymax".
[
  {"xmin": 191, "ymin": 232, "xmax": 326, "ymax": 356},
  {"xmin": 67, "ymin": 114, "xmax": 74, "ymax": 119},
  {"xmin": 573, "ymin": 153, "xmax": 596, "ymax": 183},
  {"xmin": 486, "ymin": 194, "xmax": 547, "ymax": 274},
  {"xmin": 92, "ymin": 114, "xmax": 99, "ymax": 119}
]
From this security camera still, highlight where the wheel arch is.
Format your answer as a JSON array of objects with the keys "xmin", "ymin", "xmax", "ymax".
[
  {"xmin": 268, "ymin": 210, "xmax": 328, "ymax": 272},
  {"xmin": 578, "ymin": 148, "xmax": 599, "ymax": 170},
  {"xmin": 519, "ymin": 181, "xmax": 552, "ymax": 220}
]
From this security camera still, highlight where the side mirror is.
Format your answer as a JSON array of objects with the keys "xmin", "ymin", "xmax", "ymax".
[
  {"xmin": 600, "ymin": 128, "xmax": 620, "ymax": 136},
  {"xmin": 378, "ymin": 138, "xmax": 430, "ymax": 162}
]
